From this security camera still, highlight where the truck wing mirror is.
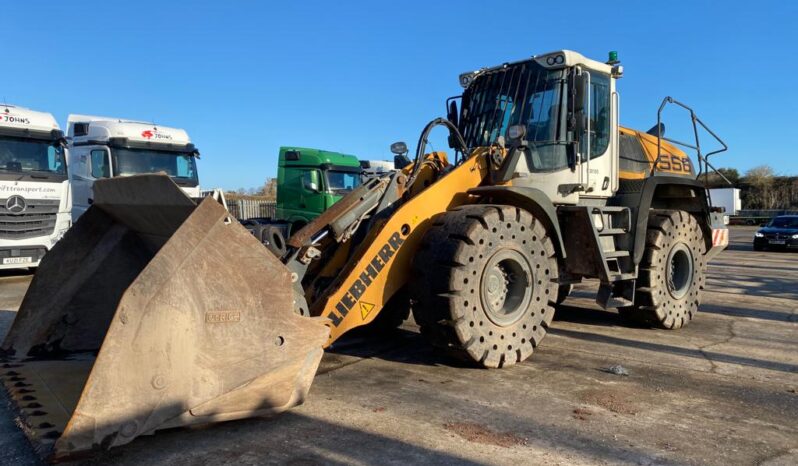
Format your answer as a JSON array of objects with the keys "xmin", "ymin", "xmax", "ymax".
[{"xmin": 302, "ymin": 171, "xmax": 321, "ymax": 193}]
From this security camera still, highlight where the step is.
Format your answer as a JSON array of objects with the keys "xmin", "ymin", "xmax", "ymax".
[
  {"xmin": 603, "ymin": 250, "xmax": 630, "ymax": 258},
  {"xmin": 607, "ymin": 272, "xmax": 637, "ymax": 282},
  {"xmin": 598, "ymin": 228, "xmax": 628, "ymax": 236},
  {"xmin": 604, "ymin": 296, "xmax": 634, "ymax": 308},
  {"xmin": 597, "ymin": 206, "xmax": 628, "ymax": 213}
]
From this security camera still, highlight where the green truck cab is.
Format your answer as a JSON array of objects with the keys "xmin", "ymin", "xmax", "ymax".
[{"xmin": 276, "ymin": 146, "xmax": 362, "ymax": 231}]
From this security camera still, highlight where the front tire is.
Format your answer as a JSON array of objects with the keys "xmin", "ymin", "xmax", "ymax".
[
  {"xmin": 619, "ymin": 210, "xmax": 706, "ymax": 329},
  {"xmin": 410, "ymin": 205, "xmax": 558, "ymax": 368}
]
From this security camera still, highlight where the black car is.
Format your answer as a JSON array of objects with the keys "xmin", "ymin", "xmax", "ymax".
[{"xmin": 753, "ymin": 215, "xmax": 798, "ymax": 251}]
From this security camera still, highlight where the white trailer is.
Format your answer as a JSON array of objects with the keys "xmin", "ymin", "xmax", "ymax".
[
  {"xmin": 360, "ymin": 159, "xmax": 395, "ymax": 180},
  {"xmin": 709, "ymin": 188, "xmax": 741, "ymax": 216},
  {"xmin": 66, "ymin": 115, "xmax": 201, "ymax": 219},
  {"xmin": 0, "ymin": 105, "xmax": 72, "ymax": 269}
]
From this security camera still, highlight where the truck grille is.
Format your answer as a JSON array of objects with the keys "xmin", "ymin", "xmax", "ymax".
[{"xmin": 0, "ymin": 199, "xmax": 59, "ymax": 240}]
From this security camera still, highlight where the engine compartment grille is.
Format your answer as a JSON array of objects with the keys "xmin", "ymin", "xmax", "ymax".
[{"xmin": 0, "ymin": 198, "xmax": 60, "ymax": 239}]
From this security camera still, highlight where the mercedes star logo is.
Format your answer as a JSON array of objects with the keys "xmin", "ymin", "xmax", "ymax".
[{"xmin": 6, "ymin": 195, "xmax": 27, "ymax": 214}]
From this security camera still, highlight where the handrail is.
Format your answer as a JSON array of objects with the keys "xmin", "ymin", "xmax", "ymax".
[{"xmin": 651, "ymin": 96, "xmax": 730, "ymax": 188}]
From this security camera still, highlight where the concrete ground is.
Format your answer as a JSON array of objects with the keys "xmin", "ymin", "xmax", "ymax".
[{"xmin": 0, "ymin": 226, "xmax": 796, "ymax": 465}]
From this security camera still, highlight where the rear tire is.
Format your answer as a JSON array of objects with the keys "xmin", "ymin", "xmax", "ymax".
[
  {"xmin": 619, "ymin": 210, "xmax": 706, "ymax": 329},
  {"xmin": 410, "ymin": 204, "xmax": 558, "ymax": 368}
]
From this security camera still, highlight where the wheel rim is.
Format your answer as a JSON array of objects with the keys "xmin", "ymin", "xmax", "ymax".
[
  {"xmin": 666, "ymin": 243, "xmax": 693, "ymax": 300},
  {"xmin": 480, "ymin": 249, "xmax": 533, "ymax": 326}
]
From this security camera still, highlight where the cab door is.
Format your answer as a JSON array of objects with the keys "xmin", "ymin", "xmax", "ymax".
[
  {"xmin": 70, "ymin": 147, "xmax": 111, "ymax": 218},
  {"xmin": 578, "ymin": 70, "xmax": 617, "ymax": 199}
]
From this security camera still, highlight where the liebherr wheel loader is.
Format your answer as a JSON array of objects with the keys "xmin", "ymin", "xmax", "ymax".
[{"xmin": 1, "ymin": 50, "xmax": 729, "ymax": 459}]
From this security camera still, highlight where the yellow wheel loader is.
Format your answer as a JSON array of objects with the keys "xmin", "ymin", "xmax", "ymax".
[{"xmin": 1, "ymin": 50, "xmax": 730, "ymax": 460}]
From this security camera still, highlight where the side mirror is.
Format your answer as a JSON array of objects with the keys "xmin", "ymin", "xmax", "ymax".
[
  {"xmin": 447, "ymin": 101, "xmax": 461, "ymax": 149},
  {"xmin": 506, "ymin": 124, "xmax": 526, "ymax": 144},
  {"xmin": 390, "ymin": 141, "xmax": 408, "ymax": 155},
  {"xmin": 447, "ymin": 100, "xmax": 459, "ymax": 128},
  {"xmin": 302, "ymin": 171, "xmax": 321, "ymax": 193},
  {"xmin": 572, "ymin": 72, "xmax": 588, "ymax": 112}
]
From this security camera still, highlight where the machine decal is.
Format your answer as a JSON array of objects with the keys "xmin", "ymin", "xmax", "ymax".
[
  {"xmin": 359, "ymin": 302, "xmax": 375, "ymax": 319},
  {"xmin": 656, "ymin": 155, "xmax": 693, "ymax": 174},
  {"xmin": 205, "ymin": 310, "xmax": 241, "ymax": 323},
  {"xmin": 327, "ymin": 231, "xmax": 404, "ymax": 326}
]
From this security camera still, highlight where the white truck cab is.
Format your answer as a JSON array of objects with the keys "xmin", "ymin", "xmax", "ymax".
[
  {"xmin": 359, "ymin": 160, "xmax": 395, "ymax": 180},
  {"xmin": 0, "ymin": 105, "xmax": 72, "ymax": 269},
  {"xmin": 66, "ymin": 115, "xmax": 201, "ymax": 218}
]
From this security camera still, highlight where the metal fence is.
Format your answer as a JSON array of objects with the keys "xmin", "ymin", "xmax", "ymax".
[
  {"xmin": 200, "ymin": 191, "xmax": 276, "ymax": 220},
  {"xmin": 227, "ymin": 199, "xmax": 276, "ymax": 220}
]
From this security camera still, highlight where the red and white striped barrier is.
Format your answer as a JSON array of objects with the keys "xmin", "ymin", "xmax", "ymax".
[{"xmin": 712, "ymin": 228, "xmax": 729, "ymax": 248}]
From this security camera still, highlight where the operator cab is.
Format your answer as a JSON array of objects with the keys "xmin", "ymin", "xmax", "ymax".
[{"xmin": 454, "ymin": 50, "xmax": 623, "ymax": 204}]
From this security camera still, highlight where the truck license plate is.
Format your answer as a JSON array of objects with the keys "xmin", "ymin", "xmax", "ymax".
[
  {"xmin": 3, "ymin": 257, "xmax": 32, "ymax": 265},
  {"xmin": 770, "ymin": 240, "xmax": 786, "ymax": 245}
]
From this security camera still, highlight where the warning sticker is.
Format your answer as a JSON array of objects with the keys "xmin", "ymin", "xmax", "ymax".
[{"xmin": 359, "ymin": 302, "xmax": 375, "ymax": 320}]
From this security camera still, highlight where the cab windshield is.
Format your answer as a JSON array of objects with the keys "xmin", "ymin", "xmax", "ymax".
[
  {"xmin": 0, "ymin": 135, "xmax": 67, "ymax": 180},
  {"xmin": 325, "ymin": 169, "xmax": 360, "ymax": 193},
  {"xmin": 460, "ymin": 61, "xmax": 568, "ymax": 171},
  {"xmin": 112, "ymin": 148, "xmax": 198, "ymax": 186}
]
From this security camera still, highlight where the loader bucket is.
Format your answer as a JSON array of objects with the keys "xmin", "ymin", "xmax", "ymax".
[{"xmin": 0, "ymin": 175, "xmax": 329, "ymax": 460}]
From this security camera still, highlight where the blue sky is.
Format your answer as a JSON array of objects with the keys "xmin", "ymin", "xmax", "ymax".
[{"xmin": 4, "ymin": 1, "xmax": 797, "ymax": 190}]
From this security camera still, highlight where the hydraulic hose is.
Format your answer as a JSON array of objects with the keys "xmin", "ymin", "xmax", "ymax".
[{"xmin": 407, "ymin": 118, "xmax": 469, "ymax": 189}]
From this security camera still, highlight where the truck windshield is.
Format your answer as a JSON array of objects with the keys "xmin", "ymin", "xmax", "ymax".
[
  {"xmin": 326, "ymin": 169, "xmax": 360, "ymax": 193},
  {"xmin": 460, "ymin": 61, "xmax": 567, "ymax": 171},
  {"xmin": 0, "ymin": 135, "xmax": 67, "ymax": 179},
  {"xmin": 112, "ymin": 148, "xmax": 199, "ymax": 186}
]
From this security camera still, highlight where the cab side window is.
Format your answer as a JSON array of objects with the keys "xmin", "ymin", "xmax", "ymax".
[
  {"xmin": 589, "ymin": 73, "xmax": 611, "ymax": 158},
  {"xmin": 579, "ymin": 72, "xmax": 611, "ymax": 159},
  {"xmin": 90, "ymin": 150, "xmax": 110, "ymax": 178}
]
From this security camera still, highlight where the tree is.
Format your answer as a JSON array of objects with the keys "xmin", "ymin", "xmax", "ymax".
[
  {"xmin": 716, "ymin": 167, "xmax": 740, "ymax": 185},
  {"xmin": 262, "ymin": 178, "xmax": 278, "ymax": 201},
  {"xmin": 744, "ymin": 165, "xmax": 775, "ymax": 188},
  {"xmin": 741, "ymin": 165, "xmax": 776, "ymax": 209}
]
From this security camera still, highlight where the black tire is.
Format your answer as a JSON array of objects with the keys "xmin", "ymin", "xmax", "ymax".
[
  {"xmin": 619, "ymin": 210, "xmax": 706, "ymax": 329},
  {"xmin": 410, "ymin": 204, "xmax": 558, "ymax": 368},
  {"xmin": 753, "ymin": 243, "xmax": 764, "ymax": 251},
  {"xmin": 261, "ymin": 225, "xmax": 288, "ymax": 258}
]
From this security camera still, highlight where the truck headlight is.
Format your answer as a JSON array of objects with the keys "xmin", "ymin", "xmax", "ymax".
[
  {"xmin": 792, "ymin": 234, "xmax": 798, "ymax": 239},
  {"xmin": 755, "ymin": 232, "xmax": 764, "ymax": 238}
]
